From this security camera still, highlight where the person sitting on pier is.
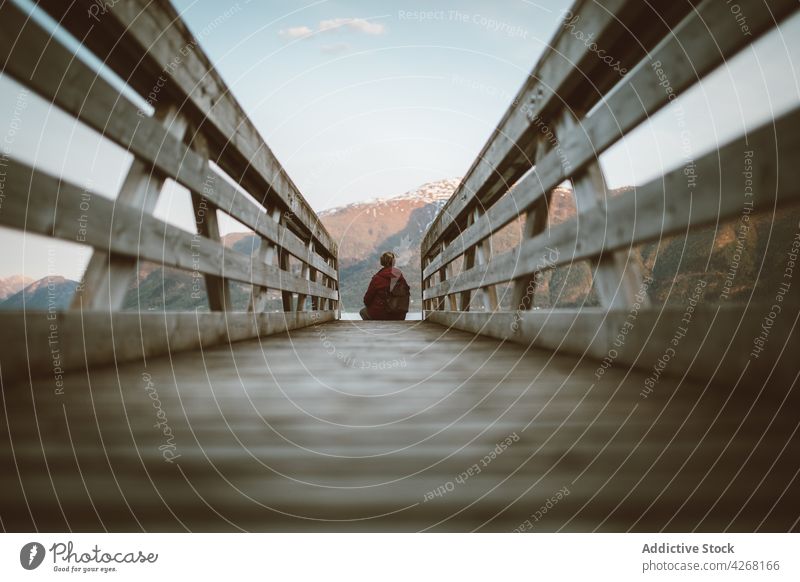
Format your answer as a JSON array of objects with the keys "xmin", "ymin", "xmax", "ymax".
[{"xmin": 360, "ymin": 251, "xmax": 410, "ymax": 320}]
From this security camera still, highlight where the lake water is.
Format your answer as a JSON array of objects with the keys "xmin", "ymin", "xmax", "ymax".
[{"xmin": 340, "ymin": 312, "xmax": 423, "ymax": 321}]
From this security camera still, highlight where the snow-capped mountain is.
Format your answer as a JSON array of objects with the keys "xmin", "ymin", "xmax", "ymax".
[{"xmin": 0, "ymin": 275, "xmax": 34, "ymax": 301}]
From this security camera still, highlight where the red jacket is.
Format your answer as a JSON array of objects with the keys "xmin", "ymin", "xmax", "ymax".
[{"xmin": 363, "ymin": 267, "xmax": 408, "ymax": 320}]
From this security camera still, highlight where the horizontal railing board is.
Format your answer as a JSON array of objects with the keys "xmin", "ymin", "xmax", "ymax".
[
  {"xmin": 0, "ymin": 3, "xmax": 336, "ymax": 282},
  {"xmin": 426, "ymin": 305, "xmax": 800, "ymax": 389},
  {"xmin": 424, "ymin": 104, "xmax": 800, "ymax": 299},
  {"xmin": 0, "ymin": 310, "xmax": 336, "ymax": 382},
  {"xmin": 423, "ymin": 0, "xmax": 798, "ymax": 279},
  {"xmin": 421, "ymin": 0, "xmax": 698, "ymax": 257},
  {"xmin": 37, "ymin": 0, "xmax": 336, "ymax": 257},
  {"xmin": 1, "ymin": 158, "xmax": 338, "ymax": 301},
  {"xmin": 421, "ymin": 0, "xmax": 632, "ymax": 254}
]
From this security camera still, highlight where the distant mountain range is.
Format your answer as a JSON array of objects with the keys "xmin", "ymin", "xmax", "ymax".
[
  {"xmin": 0, "ymin": 275, "xmax": 33, "ymax": 301},
  {"xmin": 2, "ymin": 178, "xmax": 795, "ymax": 312},
  {"xmin": 320, "ymin": 179, "xmax": 462, "ymax": 312},
  {"xmin": 0, "ymin": 276, "xmax": 79, "ymax": 311}
]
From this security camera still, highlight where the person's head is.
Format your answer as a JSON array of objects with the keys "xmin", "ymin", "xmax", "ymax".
[{"xmin": 380, "ymin": 251, "xmax": 396, "ymax": 268}]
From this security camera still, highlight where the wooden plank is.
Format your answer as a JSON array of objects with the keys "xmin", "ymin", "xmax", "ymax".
[
  {"xmin": 470, "ymin": 209, "xmax": 499, "ymax": 311},
  {"xmin": 422, "ymin": 0, "xmax": 701, "ymax": 257},
  {"xmin": 425, "ymin": 105, "xmax": 800, "ymax": 300},
  {"xmin": 248, "ymin": 208, "xmax": 283, "ymax": 312},
  {"xmin": 425, "ymin": 208, "xmax": 499, "ymax": 313},
  {"xmin": 0, "ymin": 311, "xmax": 335, "ymax": 382},
  {"xmin": 510, "ymin": 133, "xmax": 556, "ymax": 312},
  {"xmin": 2, "ymin": 319, "xmax": 797, "ymax": 531},
  {"xmin": 0, "ymin": 158, "xmax": 338, "ymax": 301},
  {"xmin": 296, "ymin": 242, "xmax": 315, "ymax": 312},
  {"xmin": 435, "ymin": 242, "xmax": 456, "ymax": 311},
  {"xmin": 69, "ymin": 161, "xmax": 160, "ymax": 310},
  {"xmin": 426, "ymin": 303, "xmax": 800, "ymax": 389},
  {"xmin": 70, "ymin": 106, "xmax": 189, "ymax": 310},
  {"xmin": 422, "ymin": 0, "xmax": 798, "ymax": 277},
  {"xmin": 309, "ymin": 256, "xmax": 320, "ymax": 311},
  {"xmin": 421, "ymin": 256, "xmax": 434, "ymax": 312},
  {"xmin": 444, "ymin": 263, "xmax": 458, "ymax": 311},
  {"xmin": 0, "ymin": 3, "xmax": 337, "ymax": 280},
  {"xmin": 316, "ymin": 256, "xmax": 334, "ymax": 312},
  {"xmin": 279, "ymin": 247, "xmax": 294, "ymax": 312},
  {"xmin": 457, "ymin": 212, "xmax": 479, "ymax": 312},
  {"xmin": 0, "ymin": 0, "xmax": 797, "ymax": 535},
  {"xmin": 190, "ymin": 131, "xmax": 232, "ymax": 312},
  {"xmin": 330, "ymin": 257, "xmax": 340, "ymax": 314},
  {"xmin": 36, "ymin": 0, "xmax": 337, "ymax": 257},
  {"xmin": 192, "ymin": 191, "xmax": 232, "ymax": 311},
  {"xmin": 560, "ymin": 110, "xmax": 644, "ymax": 309}
]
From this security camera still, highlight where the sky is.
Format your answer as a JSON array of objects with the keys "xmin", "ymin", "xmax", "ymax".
[
  {"xmin": 1, "ymin": 0, "xmax": 799, "ymax": 280},
  {"xmin": 168, "ymin": 0, "xmax": 572, "ymax": 209}
]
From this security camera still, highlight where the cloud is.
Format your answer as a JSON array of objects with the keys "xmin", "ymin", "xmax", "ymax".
[
  {"xmin": 320, "ymin": 43, "xmax": 351, "ymax": 55},
  {"xmin": 318, "ymin": 18, "xmax": 386, "ymax": 36},
  {"xmin": 279, "ymin": 26, "xmax": 313, "ymax": 39},
  {"xmin": 278, "ymin": 17, "xmax": 386, "ymax": 40}
]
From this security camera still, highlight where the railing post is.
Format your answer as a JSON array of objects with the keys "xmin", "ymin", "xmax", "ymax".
[
  {"xmin": 295, "ymin": 241, "xmax": 314, "ymax": 312},
  {"xmin": 435, "ymin": 241, "xmax": 458, "ymax": 310},
  {"xmin": 189, "ymin": 129, "xmax": 231, "ymax": 312},
  {"xmin": 274, "ymin": 211, "xmax": 294, "ymax": 312},
  {"xmin": 421, "ymin": 256, "xmax": 431, "ymax": 316},
  {"xmin": 559, "ymin": 110, "xmax": 648, "ymax": 310},
  {"xmin": 458, "ymin": 213, "xmax": 475, "ymax": 311},
  {"xmin": 321, "ymin": 256, "xmax": 335, "ymax": 312},
  {"xmin": 248, "ymin": 206, "xmax": 282, "ymax": 313},
  {"xmin": 317, "ymin": 261, "xmax": 328, "ymax": 312},
  {"xmin": 470, "ymin": 208, "xmax": 498, "ymax": 312},
  {"xmin": 309, "ymin": 244, "xmax": 320, "ymax": 311},
  {"xmin": 511, "ymin": 135, "xmax": 554, "ymax": 312},
  {"xmin": 447, "ymin": 270, "xmax": 458, "ymax": 310},
  {"xmin": 330, "ymin": 256, "xmax": 340, "ymax": 317},
  {"xmin": 70, "ymin": 104, "xmax": 188, "ymax": 310}
]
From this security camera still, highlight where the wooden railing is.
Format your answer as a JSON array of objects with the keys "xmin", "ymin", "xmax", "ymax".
[
  {"xmin": 421, "ymin": 0, "xmax": 800, "ymax": 386},
  {"xmin": 0, "ymin": 0, "xmax": 338, "ymax": 377}
]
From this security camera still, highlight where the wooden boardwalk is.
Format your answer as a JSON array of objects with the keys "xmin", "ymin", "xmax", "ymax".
[
  {"xmin": 2, "ymin": 320, "xmax": 797, "ymax": 532},
  {"xmin": 2, "ymin": 0, "xmax": 798, "ymax": 536}
]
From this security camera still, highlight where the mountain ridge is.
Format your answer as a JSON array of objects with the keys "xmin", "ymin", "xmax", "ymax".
[
  {"xmin": 2, "ymin": 178, "xmax": 793, "ymax": 313},
  {"xmin": 0, "ymin": 275, "xmax": 34, "ymax": 301}
]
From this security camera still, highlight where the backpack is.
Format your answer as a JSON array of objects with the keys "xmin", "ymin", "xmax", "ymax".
[{"xmin": 386, "ymin": 276, "xmax": 410, "ymax": 314}]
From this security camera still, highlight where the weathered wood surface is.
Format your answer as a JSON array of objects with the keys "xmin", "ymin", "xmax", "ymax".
[
  {"xmin": 422, "ymin": 0, "xmax": 700, "ymax": 256},
  {"xmin": 36, "ymin": 0, "xmax": 335, "ymax": 256},
  {"xmin": 70, "ymin": 106, "xmax": 190, "ymax": 311},
  {"xmin": 0, "ymin": 158, "xmax": 337, "ymax": 302},
  {"xmin": 0, "ymin": 3, "xmax": 336, "ymax": 279},
  {"xmin": 424, "ymin": 105, "xmax": 800, "ymax": 300},
  {"xmin": 0, "ymin": 310, "xmax": 336, "ymax": 384},
  {"xmin": 423, "ymin": 0, "xmax": 798, "ymax": 278},
  {"xmin": 427, "ymin": 305, "xmax": 800, "ymax": 391},
  {"xmin": 2, "ymin": 321, "xmax": 797, "ymax": 532}
]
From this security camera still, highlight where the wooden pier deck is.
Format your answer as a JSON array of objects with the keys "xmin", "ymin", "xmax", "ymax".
[
  {"xmin": 3, "ymin": 320, "xmax": 797, "ymax": 532},
  {"xmin": 2, "ymin": 0, "xmax": 799, "ymax": 534}
]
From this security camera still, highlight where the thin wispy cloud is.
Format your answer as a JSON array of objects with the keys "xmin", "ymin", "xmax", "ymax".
[
  {"xmin": 279, "ymin": 17, "xmax": 387, "ymax": 40},
  {"xmin": 319, "ymin": 18, "xmax": 386, "ymax": 36},
  {"xmin": 320, "ymin": 42, "xmax": 352, "ymax": 55},
  {"xmin": 279, "ymin": 26, "xmax": 313, "ymax": 39}
]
